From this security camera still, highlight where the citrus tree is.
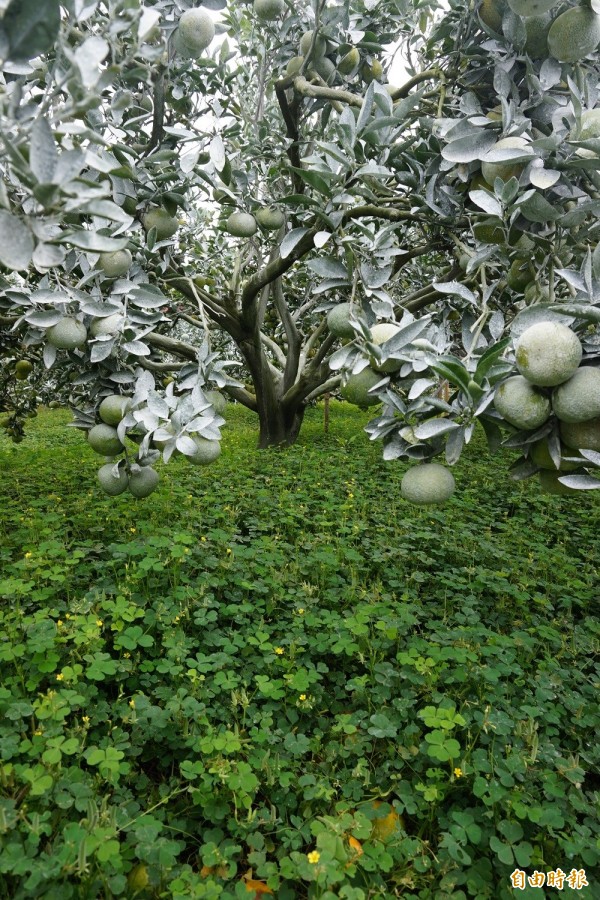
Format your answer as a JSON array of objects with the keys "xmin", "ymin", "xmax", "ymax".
[{"xmin": 2, "ymin": 0, "xmax": 600, "ymax": 500}]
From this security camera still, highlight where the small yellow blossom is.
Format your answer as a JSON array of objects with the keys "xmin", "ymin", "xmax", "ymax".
[
  {"xmin": 274, "ymin": 647, "xmax": 284, "ymax": 655},
  {"xmin": 454, "ymin": 767, "xmax": 463, "ymax": 778},
  {"xmin": 96, "ymin": 619, "xmax": 103, "ymax": 627},
  {"xmin": 56, "ymin": 674, "xmax": 64, "ymax": 681},
  {"xmin": 201, "ymin": 536, "xmax": 207, "ymax": 542},
  {"xmin": 297, "ymin": 608, "xmax": 305, "ymax": 615},
  {"xmin": 82, "ymin": 716, "xmax": 90, "ymax": 725},
  {"xmin": 174, "ymin": 616, "xmax": 180, "ymax": 623},
  {"xmin": 184, "ymin": 548, "xmax": 190, "ymax": 554},
  {"xmin": 24, "ymin": 551, "xmax": 32, "ymax": 559},
  {"xmin": 226, "ymin": 548, "xmax": 232, "ymax": 554},
  {"xmin": 123, "ymin": 652, "xmax": 131, "ymax": 658},
  {"xmin": 307, "ymin": 851, "xmax": 320, "ymax": 864},
  {"xmin": 130, "ymin": 527, "xmax": 136, "ymax": 533},
  {"xmin": 129, "ymin": 699, "xmax": 135, "ymax": 708},
  {"xmin": 299, "ymin": 694, "xmax": 307, "ymax": 701},
  {"xmin": 65, "ymin": 614, "xmax": 71, "ymax": 619},
  {"xmin": 57, "ymin": 620, "xmax": 63, "ymax": 627},
  {"xmin": 34, "ymin": 730, "xmax": 43, "ymax": 736}
]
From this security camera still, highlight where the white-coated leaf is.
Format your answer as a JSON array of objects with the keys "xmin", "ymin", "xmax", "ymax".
[
  {"xmin": 138, "ymin": 8, "xmax": 160, "ymax": 41},
  {"xmin": 468, "ymin": 190, "xmax": 502, "ymax": 217},
  {"xmin": 280, "ymin": 227, "xmax": 311, "ymax": 259},
  {"xmin": 122, "ymin": 340, "xmax": 151, "ymax": 356},
  {"xmin": 58, "ymin": 231, "xmax": 129, "ymax": 252},
  {"xmin": 314, "ymin": 231, "xmax": 331, "ymax": 248},
  {"xmin": 408, "ymin": 378, "xmax": 435, "ymax": 400},
  {"xmin": 24, "ymin": 309, "xmax": 62, "ymax": 327},
  {"xmin": 90, "ymin": 340, "xmax": 113, "ymax": 362},
  {"xmin": 210, "ymin": 134, "xmax": 226, "ymax": 172},
  {"xmin": 30, "ymin": 116, "xmax": 57, "ymax": 183},
  {"xmin": 433, "ymin": 281, "xmax": 478, "ymax": 305},
  {"xmin": 0, "ymin": 211, "xmax": 34, "ymax": 270},
  {"xmin": 529, "ymin": 166, "xmax": 560, "ymax": 189},
  {"xmin": 32, "ymin": 243, "xmax": 66, "ymax": 270},
  {"xmin": 413, "ymin": 418, "xmax": 460, "ymax": 440},
  {"xmin": 74, "ymin": 36, "xmax": 109, "ymax": 88},
  {"xmin": 441, "ymin": 131, "xmax": 496, "ymax": 163},
  {"xmin": 176, "ymin": 434, "xmax": 198, "ymax": 457},
  {"xmin": 43, "ymin": 343, "xmax": 57, "ymax": 369},
  {"xmin": 578, "ymin": 448, "xmax": 600, "ymax": 467},
  {"xmin": 558, "ymin": 474, "xmax": 600, "ymax": 490}
]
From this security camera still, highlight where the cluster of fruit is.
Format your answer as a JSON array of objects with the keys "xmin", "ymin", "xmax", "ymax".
[
  {"xmin": 480, "ymin": 0, "xmax": 600, "ymax": 64},
  {"xmin": 88, "ymin": 392, "xmax": 225, "ymax": 498},
  {"xmin": 285, "ymin": 29, "xmax": 381, "ymax": 86},
  {"xmin": 494, "ymin": 320, "xmax": 600, "ymax": 494}
]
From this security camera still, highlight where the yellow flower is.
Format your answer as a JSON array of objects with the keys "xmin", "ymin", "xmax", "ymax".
[
  {"xmin": 82, "ymin": 716, "xmax": 90, "ymax": 725},
  {"xmin": 184, "ymin": 548, "xmax": 190, "ymax": 554},
  {"xmin": 24, "ymin": 551, "xmax": 32, "ymax": 559},
  {"xmin": 307, "ymin": 851, "xmax": 320, "ymax": 864},
  {"xmin": 129, "ymin": 699, "xmax": 135, "ymax": 708},
  {"xmin": 96, "ymin": 619, "xmax": 103, "ymax": 627},
  {"xmin": 56, "ymin": 673, "xmax": 64, "ymax": 681},
  {"xmin": 201, "ymin": 536, "xmax": 207, "ymax": 542},
  {"xmin": 226, "ymin": 548, "xmax": 232, "ymax": 554},
  {"xmin": 297, "ymin": 608, "xmax": 305, "ymax": 615},
  {"xmin": 454, "ymin": 767, "xmax": 463, "ymax": 778},
  {"xmin": 130, "ymin": 527, "xmax": 136, "ymax": 533},
  {"xmin": 34, "ymin": 730, "xmax": 43, "ymax": 736},
  {"xmin": 274, "ymin": 647, "xmax": 284, "ymax": 655},
  {"xmin": 299, "ymin": 694, "xmax": 307, "ymax": 701},
  {"xmin": 57, "ymin": 620, "xmax": 63, "ymax": 627},
  {"xmin": 65, "ymin": 614, "xmax": 71, "ymax": 619}
]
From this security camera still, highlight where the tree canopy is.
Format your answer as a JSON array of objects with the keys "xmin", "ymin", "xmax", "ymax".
[{"xmin": 2, "ymin": 0, "xmax": 600, "ymax": 499}]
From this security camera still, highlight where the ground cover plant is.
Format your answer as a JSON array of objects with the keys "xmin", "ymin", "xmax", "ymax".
[{"xmin": 0, "ymin": 403, "xmax": 599, "ymax": 899}]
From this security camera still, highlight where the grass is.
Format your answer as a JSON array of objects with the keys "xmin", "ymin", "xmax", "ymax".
[{"xmin": 0, "ymin": 402, "xmax": 598, "ymax": 899}]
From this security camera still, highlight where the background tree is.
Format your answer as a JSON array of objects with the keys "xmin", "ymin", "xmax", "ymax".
[{"xmin": 2, "ymin": 0, "xmax": 600, "ymax": 497}]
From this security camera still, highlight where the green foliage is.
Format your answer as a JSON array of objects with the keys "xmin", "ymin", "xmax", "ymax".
[{"xmin": 0, "ymin": 404, "xmax": 598, "ymax": 897}]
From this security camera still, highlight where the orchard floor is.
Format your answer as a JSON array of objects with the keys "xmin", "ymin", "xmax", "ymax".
[{"xmin": 0, "ymin": 403, "xmax": 598, "ymax": 900}]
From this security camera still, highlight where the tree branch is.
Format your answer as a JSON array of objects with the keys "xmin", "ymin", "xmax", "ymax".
[
  {"xmin": 240, "ymin": 228, "xmax": 318, "ymax": 318},
  {"xmin": 304, "ymin": 375, "xmax": 341, "ymax": 403}
]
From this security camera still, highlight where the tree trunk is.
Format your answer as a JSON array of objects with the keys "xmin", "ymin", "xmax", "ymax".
[{"xmin": 257, "ymin": 401, "xmax": 306, "ymax": 449}]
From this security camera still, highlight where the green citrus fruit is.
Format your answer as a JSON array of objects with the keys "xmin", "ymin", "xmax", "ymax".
[
  {"xmin": 515, "ymin": 322, "xmax": 582, "ymax": 387},
  {"xmin": 481, "ymin": 136, "xmax": 531, "ymax": 186},
  {"xmin": 255, "ymin": 207, "xmax": 285, "ymax": 230},
  {"xmin": 98, "ymin": 249, "xmax": 132, "ymax": 278},
  {"xmin": 14, "ymin": 360, "xmax": 33, "ymax": 380},
  {"xmin": 529, "ymin": 438, "xmax": 583, "ymax": 471},
  {"xmin": 88, "ymin": 424, "xmax": 124, "ymax": 456},
  {"xmin": 174, "ymin": 9, "xmax": 215, "ymax": 57},
  {"xmin": 286, "ymin": 56, "xmax": 304, "ymax": 77},
  {"xmin": 370, "ymin": 322, "xmax": 402, "ymax": 373},
  {"xmin": 473, "ymin": 221, "xmax": 506, "ymax": 244},
  {"xmin": 310, "ymin": 56, "xmax": 336, "ymax": 84},
  {"xmin": 97, "ymin": 463, "xmax": 129, "ymax": 496},
  {"xmin": 205, "ymin": 390, "xmax": 227, "ymax": 414},
  {"xmin": 299, "ymin": 30, "xmax": 327, "ymax": 58},
  {"xmin": 187, "ymin": 436, "xmax": 221, "ymax": 465},
  {"xmin": 340, "ymin": 367, "xmax": 383, "ymax": 408},
  {"xmin": 254, "ymin": 0, "xmax": 284, "ymax": 20},
  {"xmin": 361, "ymin": 59, "xmax": 383, "ymax": 83},
  {"xmin": 479, "ymin": 0, "xmax": 506, "ymax": 31},
  {"xmin": 547, "ymin": 7, "xmax": 600, "ymax": 63},
  {"xmin": 46, "ymin": 317, "xmax": 88, "ymax": 350},
  {"xmin": 99, "ymin": 395, "xmax": 130, "ymax": 426},
  {"xmin": 338, "ymin": 47, "xmax": 360, "ymax": 75},
  {"xmin": 507, "ymin": 259, "xmax": 533, "ymax": 292},
  {"xmin": 538, "ymin": 469, "xmax": 579, "ymax": 496},
  {"xmin": 560, "ymin": 416, "xmax": 600, "ymax": 451},
  {"xmin": 142, "ymin": 207, "xmax": 178, "ymax": 240},
  {"xmin": 128, "ymin": 467, "xmax": 159, "ymax": 498},
  {"xmin": 327, "ymin": 303, "xmax": 355, "ymax": 339},
  {"xmin": 226, "ymin": 212, "xmax": 257, "ymax": 237},
  {"xmin": 89, "ymin": 313, "xmax": 124, "ymax": 337},
  {"xmin": 552, "ymin": 366, "xmax": 600, "ymax": 423},
  {"xmin": 494, "ymin": 375, "xmax": 551, "ymax": 430},
  {"xmin": 524, "ymin": 13, "xmax": 552, "ymax": 58},
  {"xmin": 507, "ymin": 0, "xmax": 558, "ymax": 16},
  {"xmin": 400, "ymin": 463, "xmax": 456, "ymax": 505}
]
